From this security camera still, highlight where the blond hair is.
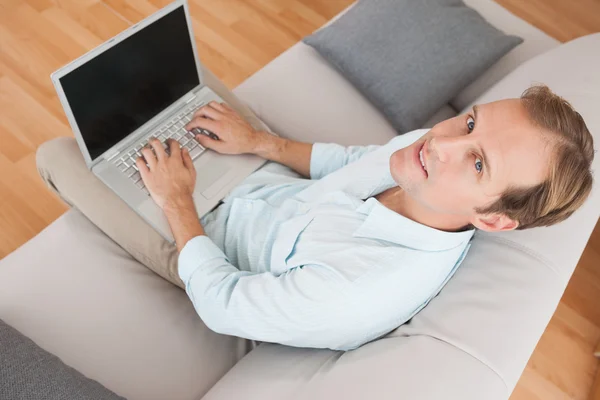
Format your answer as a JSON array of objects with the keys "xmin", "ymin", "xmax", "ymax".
[{"xmin": 476, "ymin": 84, "xmax": 594, "ymax": 230}]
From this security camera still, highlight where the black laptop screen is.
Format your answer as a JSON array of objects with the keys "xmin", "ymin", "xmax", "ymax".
[{"xmin": 60, "ymin": 6, "xmax": 200, "ymax": 161}]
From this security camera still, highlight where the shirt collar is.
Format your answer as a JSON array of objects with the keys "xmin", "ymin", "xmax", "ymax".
[{"xmin": 352, "ymin": 197, "xmax": 475, "ymax": 251}]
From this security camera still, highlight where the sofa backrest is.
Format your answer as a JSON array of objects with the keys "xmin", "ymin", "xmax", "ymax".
[
  {"xmin": 209, "ymin": 28, "xmax": 600, "ymax": 400},
  {"xmin": 454, "ymin": 0, "xmax": 559, "ymax": 111}
]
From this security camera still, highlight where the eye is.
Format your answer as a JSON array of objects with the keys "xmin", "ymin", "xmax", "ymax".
[
  {"xmin": 475, "ymin": 157, "xmax": 483, "ymax": 174},
  {"xmin": 466, "ymin": 116, "xmax": 475, "ymax": 133}
]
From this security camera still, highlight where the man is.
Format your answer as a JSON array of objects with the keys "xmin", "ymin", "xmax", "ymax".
[{"xmin": 131, "ymin": 84, "xmax": 593, "ymax": 351}]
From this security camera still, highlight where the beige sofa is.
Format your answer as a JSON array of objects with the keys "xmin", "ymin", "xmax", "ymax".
[{"xmin": 1, "ymin": 1, "xmax": 599, "ymax": 399}]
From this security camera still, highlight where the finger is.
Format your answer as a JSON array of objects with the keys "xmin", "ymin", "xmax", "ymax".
[
  {"xmin": 193, "ymin": 104, "xmax": 222, "ymax": 120},
  {"xmin": 167, "ymin": 138, "xmax": 181, "ymax": 158},
  {"xmin": 136, "ymin": 157, "xmax": 150, "ymax": 180},
  {"xmin": 208, "ymin": 100, "xmax": 226, "ymax": 112},
  {"xmin": 182, "ymin": 147, "xmax": 195, "ymax": 172},
  {"xmin": 220, "ymin": 102, "xmax": 234, "ymax": 112},
  {"xmin": 194, "ymin": 132, "xmax": 224, "ymax": 152},
  {"xmin": 140, "ymin": 147, "xmax": 157, "ymax": 170},
  {"xmin": 185, "ymin": 116, "xmax": 221, "ymax": 134},
  {"xmin": 148, "ymin": 137, "xmax": 167, "ymax": 161}
]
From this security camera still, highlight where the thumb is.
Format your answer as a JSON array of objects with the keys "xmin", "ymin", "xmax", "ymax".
[{"xmin": 182, "ymin": 147, "xmax": 194, "ymax": 171}]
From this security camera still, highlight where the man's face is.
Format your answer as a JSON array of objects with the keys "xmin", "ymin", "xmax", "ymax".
[{"xmin": 388, "ymin": 99, "xmax": 554, "ymax": 231}]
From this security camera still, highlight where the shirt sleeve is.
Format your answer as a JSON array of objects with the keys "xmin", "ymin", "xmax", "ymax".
[
  {"xmin": 309, "ymin": 142, "xmax": 381, "ymax": 180},
  {"xmin": 178, "ymin": 235, "xmax": 380, "ymax": 351}
]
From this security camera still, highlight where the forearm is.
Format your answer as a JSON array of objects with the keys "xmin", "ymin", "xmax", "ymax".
[
  {"xmin": 163, "ymin": 195, "xmax": 206, "ymax": 252},
  {"xmin": 252, "ymin": 131, "xmax": 313, "ymax": 178}
]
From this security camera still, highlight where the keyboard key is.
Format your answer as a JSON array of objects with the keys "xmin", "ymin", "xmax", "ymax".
[
  {"xmin": 135, "ymin": 180, "xmax": 145, "ymax": 188},
  {"xmin": 184, "ymin": 141, "xmax": 196, "ymax": 151},
  {"xmin": 142, "ymin": 187, "xmax": 149, "ymax": 195},
  {"xmin": 131, "ymin": 171, "xmax": 141, "ymax": 183},
  {"xmin": 118, "ymin": 163, "xmax": 128, "ymax": 172},
  {"xmin": 124, "ymin": 166, "xmax": 136, "ymax": 177},
  {"xmin": 189, "ymin": 146, "xmax": 204, "ymax": 160}
]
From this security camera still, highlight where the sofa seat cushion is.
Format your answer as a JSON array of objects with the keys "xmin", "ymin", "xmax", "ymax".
[{"xmin": 0, "ymin": 210, "xmax": 253, "ymax": 400}]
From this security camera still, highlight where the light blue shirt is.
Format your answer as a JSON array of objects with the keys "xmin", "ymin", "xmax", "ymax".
[{"xmin": 179, "ymin": 129, "xmax": 474, "ymax": 351}]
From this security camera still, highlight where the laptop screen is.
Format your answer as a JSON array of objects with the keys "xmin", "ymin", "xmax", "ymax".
[{"xmin": 60, "ymin": 6, "xmax": 200, "ymax": 161}]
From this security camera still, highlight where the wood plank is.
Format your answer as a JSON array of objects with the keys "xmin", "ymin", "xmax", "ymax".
[
  {"xmin": 0, "ymin": 122, "xmax": 32, "ymax": 163},
  {"xmin": 24, "ymin": 0, "xmax": 54, "ymax": 13},
  {"xmin": 102, "ymin": 0, "xmax": 158, "ymax": 24},
  {"xmin": 0, "ymin": 76, "xmax": 70, "ymax": 149},
  {"xmin": 56, "ymin": 0, "xmax": 131, "ymax": 41},
  {"xmin": 41, "ymin": 7, "xmax": 105, "ymax": 51},
  {"xmin": 0, "ymin": 21, "xmax": 64, "ymax": 98},
  {"xmin": 189, "ymin": 0, "xmax": 274, "ymax": 66},
  {"xmin": 590, "ymin": 366, "xmax": 600, "ymax": 400}
]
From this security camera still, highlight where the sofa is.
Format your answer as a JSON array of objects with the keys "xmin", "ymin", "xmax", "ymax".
[{"xmin": 1, "ymin": 0, "xmax": 599, "ymax": 399}]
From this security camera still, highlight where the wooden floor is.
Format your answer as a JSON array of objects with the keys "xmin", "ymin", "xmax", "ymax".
[{"xmin": 0, "ymin": 0, "xmax": 599, "ymax": 398}]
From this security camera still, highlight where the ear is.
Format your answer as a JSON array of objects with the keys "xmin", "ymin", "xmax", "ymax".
[{"xmin": 471, "ymin": 213, "xmax": 519, "ymax": 232}]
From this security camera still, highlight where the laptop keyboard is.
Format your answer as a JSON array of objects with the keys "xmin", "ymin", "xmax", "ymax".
[{"xmin": 113, "ymin": 99, "xmax": 209, "ymax": 196}]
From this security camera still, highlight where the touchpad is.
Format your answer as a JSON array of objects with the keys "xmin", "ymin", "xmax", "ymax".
[{"xmin": 194, "ymin": 155, "xmax": 231, "ymax": 196}]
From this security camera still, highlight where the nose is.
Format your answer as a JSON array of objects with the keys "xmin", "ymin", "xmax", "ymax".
[{"xmin": 430, "ymin": 136, "xmax": 469, "ymax": 163}]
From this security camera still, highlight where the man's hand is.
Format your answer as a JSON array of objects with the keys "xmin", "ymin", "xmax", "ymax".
[
  {"xmin": 136, "ymin": 138, "xmax": 197, "ymax": 210},
  {"xmin": 185, "ymin": 101, "xmax": 269, "ymax": 155}
]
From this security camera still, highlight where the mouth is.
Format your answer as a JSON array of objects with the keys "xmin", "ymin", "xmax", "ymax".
[{"xmin": 415, "ymin": 141, "xmax": 428, "ymax": 178}]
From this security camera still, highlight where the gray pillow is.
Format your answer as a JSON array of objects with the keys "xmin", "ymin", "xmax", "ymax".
[
  {"xmin": 0, "ymin": 319, "xmax": 125, "ymax": 400},
  {"xmin": 303, "ymin": 0, "xmax": 523, "ymax": 133}
]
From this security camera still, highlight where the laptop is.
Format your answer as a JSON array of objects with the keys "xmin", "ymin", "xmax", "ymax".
[{"xmin": 51, "ymin": 0, "xmax": 269, "ymax": 243}]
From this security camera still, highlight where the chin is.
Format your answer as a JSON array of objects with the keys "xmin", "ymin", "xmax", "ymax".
[{"xmin": 389, "ymin": 148, "xmax": 419, "ymax": 192}]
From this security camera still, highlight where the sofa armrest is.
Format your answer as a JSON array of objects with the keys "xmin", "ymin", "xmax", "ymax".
[{"xmin": 0, "ymin": 210, "xmax": 253, "ymax": 400}]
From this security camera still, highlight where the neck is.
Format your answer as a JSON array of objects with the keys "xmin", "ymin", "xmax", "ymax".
[{"xmin": 375, "ymin": 187, "xmax": 473, "ymax": 233}]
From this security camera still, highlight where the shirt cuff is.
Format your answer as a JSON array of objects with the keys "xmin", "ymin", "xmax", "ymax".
[
  {"xmin": 178, "ymin": 235, "xmax": 229, "ymax": 283},
  {"xmin": 310, "ymin": 142, "xmax": 342, "ymax": 180}
]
